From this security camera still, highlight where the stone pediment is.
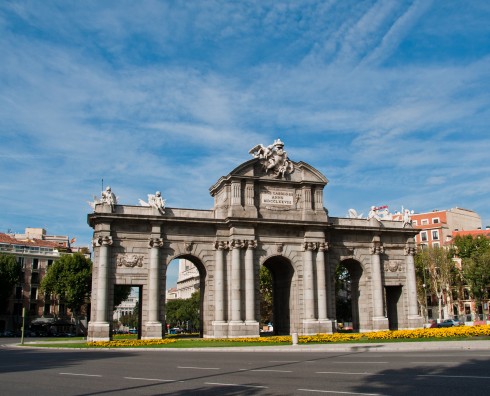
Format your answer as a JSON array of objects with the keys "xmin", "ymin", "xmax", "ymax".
[{"xmin": 210, "ymin": 158, "xmax": 329, "ymax": 221}]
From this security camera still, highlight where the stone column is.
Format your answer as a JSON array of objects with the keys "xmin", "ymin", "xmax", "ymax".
[
  {"xmin": 144, "ymin": 237, "xmax": 164, "ymax": 339},
  {"xmin": 230, "ymin": 239, "xmax": 244, "ymax": 323},
  {"xmin": 316, "ymin": 242, "xmax": 328, "ymax": 320},
  {"xmin": 245, "ymin": 240, "xmax": 257, "ymax": 322},
  {"xmin": 88, "ymin": 235, "xmax": 112, "ymax": 341},
  {"xmin": 405, "ymin": 243, "xmax": 419, "ymax": 318},
  {"xmin": 214, "ymin": 241, "xmax": 227, "ymax": 322},
  {"xmin": 371, "ymin": 236, "xmax": 389, "ymax": 330},
  {"xmin": 303, "ymin": 242, "xmax": 316, "ymax": 321},
  {"xmin": 95, "ymin": 235, "xmax": 113, "ymax": 323}
]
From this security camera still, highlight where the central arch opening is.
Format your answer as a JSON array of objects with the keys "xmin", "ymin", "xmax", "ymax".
[
  {"xmin": 165, "ymin": 255, "xmax": 206, "ymax": 337},
  {"xmin": 262, "ymin": 256, "xmax": 294, "ymax": 336},
  {"xmin": 336, "ymin": 259, "xmax": 363, "ymax": 332}
]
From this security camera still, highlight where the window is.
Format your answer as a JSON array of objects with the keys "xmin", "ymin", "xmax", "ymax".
[
  {"xmin": 433, "ymin": 218, "xmax": 440, "ymax": 224},
  {"xmin": 47, "ymin": 259, "xmax": 53, "ymax": 267},
  {"xmin": 14, "ymin": 303, "xmax": 23, "ymax": 316},
  {"xmin": 30, "ymin": 287, "xmax": 37, "ymax": 300},
  {"xmin": 420, "ymin": 231, "xmax": 428, "ymax": 242},
  {"xmin": 464, "ymin": 289, "xmax": 469, "ymax": 300},
  {"xmin": 432, "ymin": 230, "xmax": 439, "ymax": 240},
  {"xmin": 17, "ymin": 257, "xmax": 24, "ymax": 268},
  {"xmin": 32, "ymin": 258, "xmax": 39, "ymax": 270},
  {"xmin": 421, "ymin": 219, "xmax": 429, "ymax": 225},
  {"xmin": 59, "ymin": 304, "xmax": 66, "ymax": 315},
  {"xmin": 15, "ymin": 287, "xmax": 23, "ymax": 299},
  {"xmin": 432, "ymin": 242, "xmax": 440, "ymax": 248},
  {"xmin": 412, "ymin": 220, "xmax": 418, "ymax": 226},
  {"xmin": 29, "ymin": 303, "xmax": 37, "ymax": 315},
  {"xmin": 31, "ymin": 272, "xmax": 39, "ymax": 284},
  {"xmin": 44, "ymin": 304, "xmax": 51, "ymax": 315}
]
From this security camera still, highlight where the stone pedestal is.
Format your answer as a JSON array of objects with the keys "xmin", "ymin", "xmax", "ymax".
[
  {"xmin": 407, "ymin": 315, "xmax": 424, "ymax": 329},
  {"xmin": 142, "ymin": 322, "xmax": 163, "ymax": 339},
  {"xmin": 88, "ymin": 322, "xmax": 110, "ymax": 342},
  {"xmin": 372, "ymin": 317, "xmax": 389, "ymax": 331},
  {"xmin": 318, "ymin": 319, "xmax": 335, "ymax": 334},
  {"xmin": 211, "ymin": 321, "xmax": 229, "ymax": 338},
  {"xmin": 302, "ymin": 319, "xmax": 320, "ymax": 335}
]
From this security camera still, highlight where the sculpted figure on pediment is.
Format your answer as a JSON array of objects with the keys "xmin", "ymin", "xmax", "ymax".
[{"xmin": 249, "ymin": 138, "xmax": 294, "ymax": 179}]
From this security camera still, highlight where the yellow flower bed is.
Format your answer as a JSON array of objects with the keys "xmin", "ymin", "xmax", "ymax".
[
  {"xmin": 86, "ymin": 325, "xmax": 490, "ymax": 347},
  {"xmin": 88, "ymin": 338, "xmax": 177, "ymax": 348},
  {"xmin": 299, "ymin": 324, "xmax": 490, "ymax": 343}
]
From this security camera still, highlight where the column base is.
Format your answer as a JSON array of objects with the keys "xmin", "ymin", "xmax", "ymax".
[
  {"xmin": 87, "ymin": 321, "xmax": 110, "ymax": 342},
  {"xmin": 318, "ymin": 319, "xmax": 335, "ymax": 334},
  {"xmin": 210, "ymin": 321, "xmax": 229, "ymax": 338},
  {"xmin": 372, "ymin": 317, "xmax": 389, "ymax": 331},
  {"xmin": 407, "ymin": 315, "xmax": 424, "ymax": 329},
  {"xmin": 302, "ymin": 319, "xmax": 320, "ymax": 335},
  {"xmin": 142, "ymin": 322, "xmax": 163, "ymax": 339}
]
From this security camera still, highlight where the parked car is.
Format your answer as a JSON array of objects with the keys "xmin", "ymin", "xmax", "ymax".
[{"xmin": 437, "ymin": 319, "xmax": 464, "ymax": 327}]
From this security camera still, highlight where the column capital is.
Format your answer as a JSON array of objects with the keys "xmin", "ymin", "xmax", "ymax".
[
  {"xmin": 92, "ymin": 235, "xmax": 113, "ymax": 247},
  {"xmin": 230, "ymin": 239, "xmax": 245, "ymax": 249},
  {"xmin": 303, "ymin": 241, "xmax": 318, "ymax": 251},
  {"xmin": 404, "ymin": 245, "xmax": 416, "ymax": 256},
  {"xmin": 149, "ymin": 238, "xmax": 164, "ymax": 248},
  {"xmin": 319, "ymin": 241, "xmax": 329, "ymax": 252},
  {"xmin": 214, "ymin": 240, "xmax": 229, "ymax": 250},
  {"xmin": 246, "ymin": 240, "xmax": 257, "ymax": 249},
  {"xmin": 370, "ymin": 244, "xmax": 384, "ymax": 255}
]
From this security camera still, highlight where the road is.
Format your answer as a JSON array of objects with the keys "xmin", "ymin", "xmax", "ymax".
[{"xmin": 1, "ymin": 339, "xmax": 490, "ymax": 395}]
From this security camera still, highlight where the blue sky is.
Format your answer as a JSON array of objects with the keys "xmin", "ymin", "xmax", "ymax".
[{"xmin": 1, "ymin": 1, "xmax": 490, "ymax": 287}]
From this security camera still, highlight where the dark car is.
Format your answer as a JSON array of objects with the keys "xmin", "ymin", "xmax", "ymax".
[{"xmin": 437, "ymin": 319, "xmax": 464, "ymax": 327}]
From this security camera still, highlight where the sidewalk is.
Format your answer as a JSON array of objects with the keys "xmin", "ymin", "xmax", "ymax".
[{"xmin": 14, "ymin": 339, "xmax": 490, "ymax": 352}]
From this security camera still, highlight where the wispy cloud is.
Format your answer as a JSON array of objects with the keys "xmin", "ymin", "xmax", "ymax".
[{"xmin": 1, "ymin": 0, "xmax": 489, "ymax": 244}]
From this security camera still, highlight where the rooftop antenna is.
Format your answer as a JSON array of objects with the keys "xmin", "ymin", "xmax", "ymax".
[{"xmin": 101, "ymin": 178, "xmax": 104, "ymax": 193}]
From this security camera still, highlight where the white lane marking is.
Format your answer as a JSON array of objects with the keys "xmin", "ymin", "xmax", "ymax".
[
  {"xmin": 298, "ymin": 389, "xmax": 384, "ymax": 395},
  {"xmin": 178, "ymin": 366, "xmax": 220, "ymax": 370},
  {"xmin": 205, "ymin": 382, "xmax": 268, "ymax": 389},
  {"xmin": 124, "ymin": 377, "xmax": 182, "ymax": 382},
  {"xmin": 244, "ymin": 369, "xmax": 292, "ymax": 373},
  {"xmin": 316, "ymin": 372, "xmax": 383, "ymax": 376},
  {"xmin": 336, "ymin": 362, "xmax": 388, "ymax": 364},
  {"xmin": 418, "ymin": 374, "xmax": 490, "ymax": 379},
  {"xmin": 269, "ymin": 360, "xmax": 299, "ymax": 363},
  {"xmin": 59, "ymin": 373, "xmax": 102, "ymax": 377},
  {"xmin": 411, "ymin": 362, "xmax": 458, "ymax": 364}
]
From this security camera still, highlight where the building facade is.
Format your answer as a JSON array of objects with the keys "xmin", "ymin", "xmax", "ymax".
[
  {"xmin": 0, "ymin": 228, "xmax": 88, "ymax": 334},
  {"xmin": 411, "ymin": 208, "xmax": 482, "ymax": 248}
]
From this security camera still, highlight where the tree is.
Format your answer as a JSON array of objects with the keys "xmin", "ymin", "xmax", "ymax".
[
  {"xmin": 0, "ymin": 253, "xmax": 22, "ymax": 314},
  {"xmin": 415, "ymin": 247, "xmax": 456, "ymax": 321},
  {"xmin": 120, "ymin": 303, "xmax": 139, "ymax": 329},
  {"xmin": 462, "ymin": 252, "xmax": 490, "ymax": 313},
  {"xmin": 259, "ymin": 265, "xmax": 273, "ymax": 325},
  {"xmin": 40, "ymin": 253, "xmax": 92, "ymax": 324},
  {"xmin": 453, "ymin": 235, "xmax": 490, "ymax": 316},
  {"xmin": 113, "ymin": 285, "xmax": 132, "ymax": 309},
  {"xmin": 165, "ymin": 291, "xmax": 200, "ymax": 332}
]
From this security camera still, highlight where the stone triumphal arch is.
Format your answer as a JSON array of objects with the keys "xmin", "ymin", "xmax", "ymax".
[{"xmin": 87, "ymin": 139, "xmax": 423, "ymax": 341}]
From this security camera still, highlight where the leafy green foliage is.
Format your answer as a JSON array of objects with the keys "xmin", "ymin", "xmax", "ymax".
[
  {"xmin": 453, "ymin": 235, "xmax": 490, "ymax": 309},
  {"xmin": 113, "ymin": 285, "xmax": 132, "ymax": 309},
  {"xmin": 415, "ymin": 247, "xmax": 456, "ymax": 319},
  {"xmin": 453, "ymin": 235, "xmax": 490, "ymax": 259},
  {"xmin": 120, "ymin": 303, "xmax": 139, "ymax": 329},
  {"xmin": 0, "ymin": 253, "xmax": 22, "ymax": 313},
  {"xmin": 165, "ymin": 291, "xmax": 200, "ymax": 331},
  {"xmin": 40, "ymin": 253, "xmax": 92, "ymax": 315},
  {"xmin": 259, "ymin": 265, "xmax": 273, "ymax": 325}
]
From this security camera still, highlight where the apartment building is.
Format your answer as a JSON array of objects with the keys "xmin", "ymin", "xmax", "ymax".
[
  {"xmin": 0, "ymin": 228, "xmax": 89, "ymax": 334},
  {"xmin": 411, "ymin": 207, "xmax": 482, "ymax": 248}
]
